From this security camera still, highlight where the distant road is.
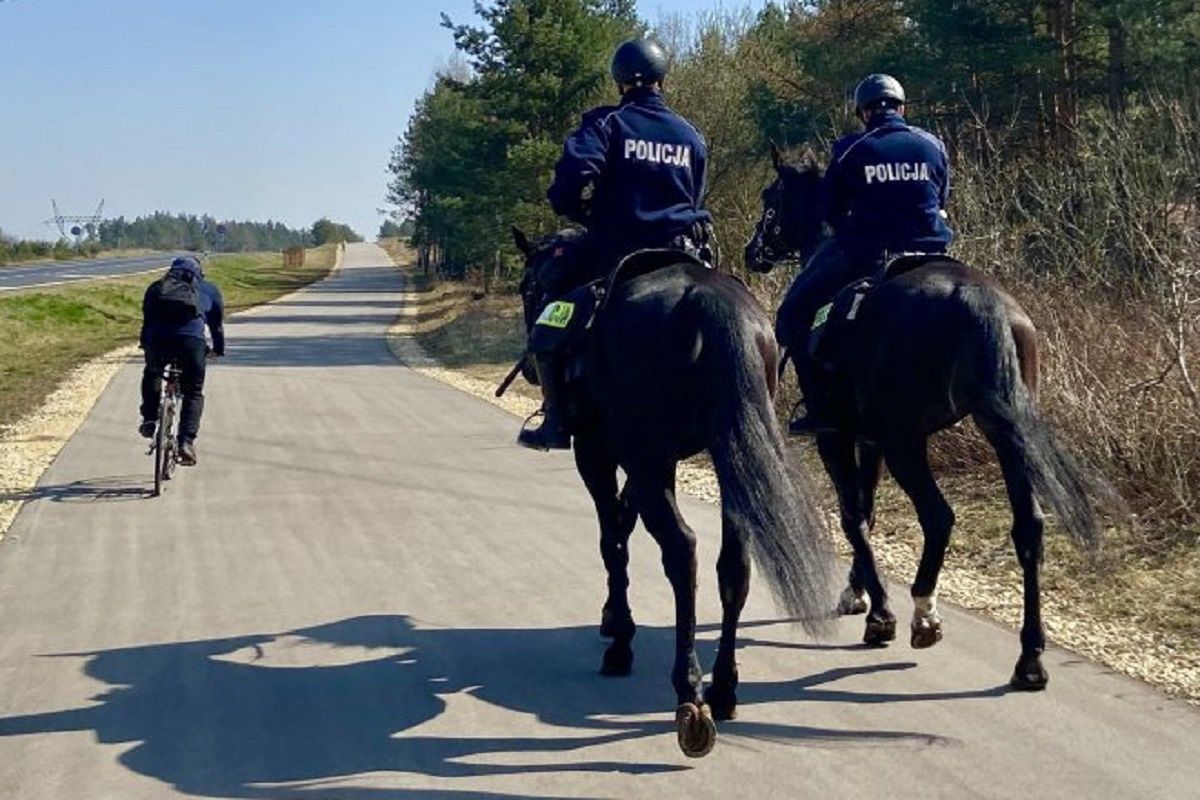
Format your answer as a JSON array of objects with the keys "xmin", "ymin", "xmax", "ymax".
[{"xmin": 0, "ymin": 252, "xmax": 190, "ymax": 292}]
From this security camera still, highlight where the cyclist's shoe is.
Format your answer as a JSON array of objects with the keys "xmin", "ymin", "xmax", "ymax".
[
  {"xmin": 138, "ymin": 419, "xmax": 156, "ymax": 439},
  {"xmin": 178, "ymin": 439, "xmax": 198, "ymax": 466}
]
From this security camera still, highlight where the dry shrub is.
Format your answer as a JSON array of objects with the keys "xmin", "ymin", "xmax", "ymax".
[{"xmin": 936, "ymin": 94, "xmax": 1200, "ymax": 536}]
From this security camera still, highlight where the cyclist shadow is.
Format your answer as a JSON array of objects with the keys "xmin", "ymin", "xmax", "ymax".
[
  {"xmin": 0, "ymin": 475, "xmax": 153, "ymax": 504},
  {"xmin": 0, "ymin": 615, "xmax": 964, "ymax": 798}
]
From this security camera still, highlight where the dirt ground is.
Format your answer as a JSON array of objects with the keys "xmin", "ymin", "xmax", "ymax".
[{"xmin": 385, "ymin": 250, "xmax": 1200, "ymax": 706}]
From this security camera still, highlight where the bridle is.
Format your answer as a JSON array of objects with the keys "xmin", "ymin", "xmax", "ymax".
[{"xmin": 746, "ymin": 178, "xmax": 799, "ymax": 269}]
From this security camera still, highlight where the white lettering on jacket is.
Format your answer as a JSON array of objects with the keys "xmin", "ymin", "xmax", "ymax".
[
  {"xmin": 624, "ymin": 139, "xmax": 692, "ymax": 168},
  {"xmin": 864, "ymin": 162, "xmax": 932, "ymax": 184}
]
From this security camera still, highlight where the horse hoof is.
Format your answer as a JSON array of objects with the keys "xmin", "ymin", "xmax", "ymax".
[
  {"xmin": 863, "ymin": 614, "xmax": 897, "ymax": 646},
  {"xmin": 599, "ymin": 642, "xmax": 633, "ymax": 676},
  {"xmin": 675, "ymin": 702, "xmax": 717, "ymax": 758},
  {"xmin": 1010, "ymin": 655, "xmax": 1049, "ymax": 691},
  {"xmin": 910, "ymin": 619, "xmax": 944, "ymax": 649},
  {"xmin": 599, "ymin": 607, "xmax": 634, "ymax": 640},
  {"xmin": 837, "ymin": 586, "xmax": 869, "ymax": 616},
  {"xmin": 703, "ymin": 685, "xmax": 738, "ymax": 721}
]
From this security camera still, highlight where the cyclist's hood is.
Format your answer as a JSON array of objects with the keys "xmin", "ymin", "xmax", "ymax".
[{"xmin": 168, "ymin": 256, "xmax": 204, "ymax": 280}]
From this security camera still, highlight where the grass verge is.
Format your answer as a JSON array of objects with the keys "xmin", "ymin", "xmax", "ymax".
[{"xmin": 0, "ymin": 246, "xmax": 337, "ymax": 429}]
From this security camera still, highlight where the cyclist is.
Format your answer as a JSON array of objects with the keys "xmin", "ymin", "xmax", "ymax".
[{"xmin": 138, "ymin": 256, "xmax": 225, "ymax": 465}]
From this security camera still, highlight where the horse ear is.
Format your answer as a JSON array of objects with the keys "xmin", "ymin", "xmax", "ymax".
[
  {"xmin": 512, "ymin": 226, "xmax": 531, "ymax": 256},
  {"xmin": 769, "ymin": 139, "xmax": 784, "ymax": 172}
]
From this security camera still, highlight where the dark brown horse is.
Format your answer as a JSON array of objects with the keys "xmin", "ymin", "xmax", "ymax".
[
  {"xmin": 745, "ymin": 148, "xmax": 1113, "ymax": 690},
  {"xmin": 513, "ymin": 227, "xmax": 834, "ymax": 757}
]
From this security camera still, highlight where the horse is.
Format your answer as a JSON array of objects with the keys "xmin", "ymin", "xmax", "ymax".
[
  {"xmin": 744, "ymin": 145, "xmax": 1113, "ymax": 690},
  {"xmin": 511, "ymin": 226, "xmax": 834, "ymax": 757}
]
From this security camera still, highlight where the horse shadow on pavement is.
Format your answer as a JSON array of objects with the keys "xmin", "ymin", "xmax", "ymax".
[{"xmin": 0, "ymin": 615, "xmax": 999, "ymax": 799}]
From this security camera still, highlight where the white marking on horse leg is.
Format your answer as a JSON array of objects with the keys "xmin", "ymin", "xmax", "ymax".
[{"xmin": 912, "ymin": 590, "xmax": 941, "ymax": 627}]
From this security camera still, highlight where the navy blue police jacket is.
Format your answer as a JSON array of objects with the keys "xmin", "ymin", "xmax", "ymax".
[
  {"xmin": 547, "ymin": 87, "xmax": 711, "ymax": 261},
  {"xmin": 139, "ymin": 258, "xmax": 226, "ymax": 355},
  {"xmin": 822, "ymin": 111, "xmax": 953, "ymax": 261}
]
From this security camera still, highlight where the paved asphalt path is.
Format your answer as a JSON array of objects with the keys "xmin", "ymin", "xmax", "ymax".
[
  {"xmin": 0, "ymin": 252, "xmax": 188, "ymax": 292},
  {"xmin": 1, "ymin": 243, "xmax": 1197, "ymax": 799}
]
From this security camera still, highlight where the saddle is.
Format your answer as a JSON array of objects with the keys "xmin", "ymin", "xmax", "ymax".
[
  {"xmin": 809, "ymin": 252, "xmax": 963, "ymax": 370},
  {"xmin": 528, "ymin": 247, "xmax": 710, "ymax": 358}
]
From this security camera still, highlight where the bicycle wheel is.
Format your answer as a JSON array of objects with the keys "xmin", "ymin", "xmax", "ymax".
[
  {"xmin": 162, "ymin": 396, "xmax": 179, "ymax": 482},
  {"xmin": 153, "ymin": 402, "xmax": 168, "ymax": 496}
]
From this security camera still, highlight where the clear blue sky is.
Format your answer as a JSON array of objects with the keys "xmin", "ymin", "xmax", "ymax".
[{"xmin": 0, "ymin": 0, "xmax": 757, "ymax": 242}]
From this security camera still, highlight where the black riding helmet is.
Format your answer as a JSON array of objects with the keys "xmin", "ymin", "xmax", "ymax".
[
  {"xmin": 854, "ymin": 73, "xmax": 906, "ymax": 113},
  {"xmin": 611, "ymin": 38, "xmax": 669, "ymax": 88}
]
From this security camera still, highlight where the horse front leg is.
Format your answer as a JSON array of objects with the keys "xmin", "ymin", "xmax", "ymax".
[
  {"xmin": 635, "ymin": 473, "xmax": 714, "ymax": 758},
  {"xmin": 884, "ymin": 438, "xmax": 954, "ymax": 650},
  {"xmin": 817, "ymin": 433, "xmax": 895, "ymax": 644},
  {"xmin": 574, "ymin": 435, "xmax": 637, "ymax": 676}
]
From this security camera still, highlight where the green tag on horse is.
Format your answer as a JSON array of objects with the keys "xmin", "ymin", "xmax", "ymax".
[
  {"xmin": 811, "ymin": 303, "xmax": 832, "ymax": 330},
  {"xmin": 536, "ymin": 300, "xmax": 575, "ymax": 329}
]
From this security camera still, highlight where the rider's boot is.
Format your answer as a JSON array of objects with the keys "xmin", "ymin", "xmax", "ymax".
[
  {"xmin": 178, "ymin": 438, "xmax": 198, "ymax": 466},
  {"xmin": 518, "ymin": 355, "xmax": 571, "ymax": 451},
  {"xmin": 788, "ymin": 351, "xmax": 839, "ymax": 437},
  {"xmin": 138, "ymin": 419, "xmax": 156, "ymax": 439}
]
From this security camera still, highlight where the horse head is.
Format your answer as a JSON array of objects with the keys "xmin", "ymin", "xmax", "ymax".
[{"xmin": 744, "ymin": 141, "xmax": 824, "ymax": 273}]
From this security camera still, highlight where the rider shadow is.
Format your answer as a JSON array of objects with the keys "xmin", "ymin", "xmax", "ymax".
[
  {"xmin": 0, "ymin": 475, "xmax": 153, "ymax": 505},
  {"xmin": 0, "ymin": 615, "xmax": 967, "ymax": 799}
]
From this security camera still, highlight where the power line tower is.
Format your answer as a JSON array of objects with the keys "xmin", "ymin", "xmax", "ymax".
[{"xmin": 46, "ymin": 199, "xmax": 105, "ymax": 242}]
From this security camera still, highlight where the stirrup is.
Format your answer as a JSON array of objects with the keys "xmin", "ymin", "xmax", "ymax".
[{"xmin": 786, "ymin": 399, "xmax": 837, "ymax": 437}]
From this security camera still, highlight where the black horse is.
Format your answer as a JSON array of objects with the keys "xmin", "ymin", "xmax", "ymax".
[
  {"xmin": 745, "ymin": 146, "xmax": 1113, "ymax": 690},
  {"xmin": 512, "ymin": 227, "xmax": 834, "ymax": 757}
]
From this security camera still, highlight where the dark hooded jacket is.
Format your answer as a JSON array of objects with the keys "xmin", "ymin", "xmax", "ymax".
[
  {"xmin": 140, "ymin": 256, "xmax": 225, "ymax": 355},
  {"xmin": 547, "ymin": 87, "xmax": 710, "ymax": 264}
]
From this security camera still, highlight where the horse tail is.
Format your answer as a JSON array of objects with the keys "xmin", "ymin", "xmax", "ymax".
[
  {"xmin": 971, "ymin": 288, "xmax": 1116, "ymax": 549},
  {"xmin": 706, "ymin": 313, "xmax": 836, "ymax": 636}
]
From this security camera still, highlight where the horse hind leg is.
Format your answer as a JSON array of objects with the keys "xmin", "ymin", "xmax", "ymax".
[
  {"xmin": 976, "ymin": 410, "xmax": 1049, "ymax": 690},
  {"xmin": 704, "ymin": 515, "xmax": 750, "ymax": 721},
  {"xmin": 635, "ymin": 475, "xmax": 714, "ymax": 758},
  {"xmin": 884, "ymin": 439, "xmax": 954, "ymax": 650}
]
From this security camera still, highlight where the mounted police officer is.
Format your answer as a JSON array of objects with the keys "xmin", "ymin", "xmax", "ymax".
[
  {"xmin": 780, "ymin": 73, "xmax": 952, "ymax": 435},
  {"xmin": 518, "ymin": 38, "xmax": 712, "ymax": 451}
]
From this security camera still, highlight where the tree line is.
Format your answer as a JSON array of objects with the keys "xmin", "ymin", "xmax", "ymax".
[
  {"xmin": 1, "ymin": 214, "xmax": 363, "ymax": 264},
  {"xmin": 389, "ymin": 0, "xmax": 1200, "ymax": 526},
  {"xmin": 389, "ymin": 0, "xmax": 1198, "ymax": 291}
]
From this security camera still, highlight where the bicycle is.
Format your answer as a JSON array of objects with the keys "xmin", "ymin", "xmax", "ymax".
[{"xmin": 148, "ymin": 361, "xmax": 183, "ymax": 497}]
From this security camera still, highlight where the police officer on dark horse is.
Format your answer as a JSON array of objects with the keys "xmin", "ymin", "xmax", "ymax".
[
  {"xmin": 773, "ymin": 74, "xmax": 952, "ymax": 436},
  {"xmin": 510, "ymin": 39, "xmax": 835, "ymax": 757},
  {"xmin": 517, "ymin": 38, "xmax": 713, "ymax": 451},
  {"xmin": 746, "ymin": 74, "xmax": 1114, "ymax": 690}
]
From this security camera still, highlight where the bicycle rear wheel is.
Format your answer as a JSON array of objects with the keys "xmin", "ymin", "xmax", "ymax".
[
  {"xmin": 162, "ymin": 398, "xmax": 179, "ymax": 482},
  {"xmin": 153, "ymin": 407, "xmax": 167, "ymax": 496}
]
